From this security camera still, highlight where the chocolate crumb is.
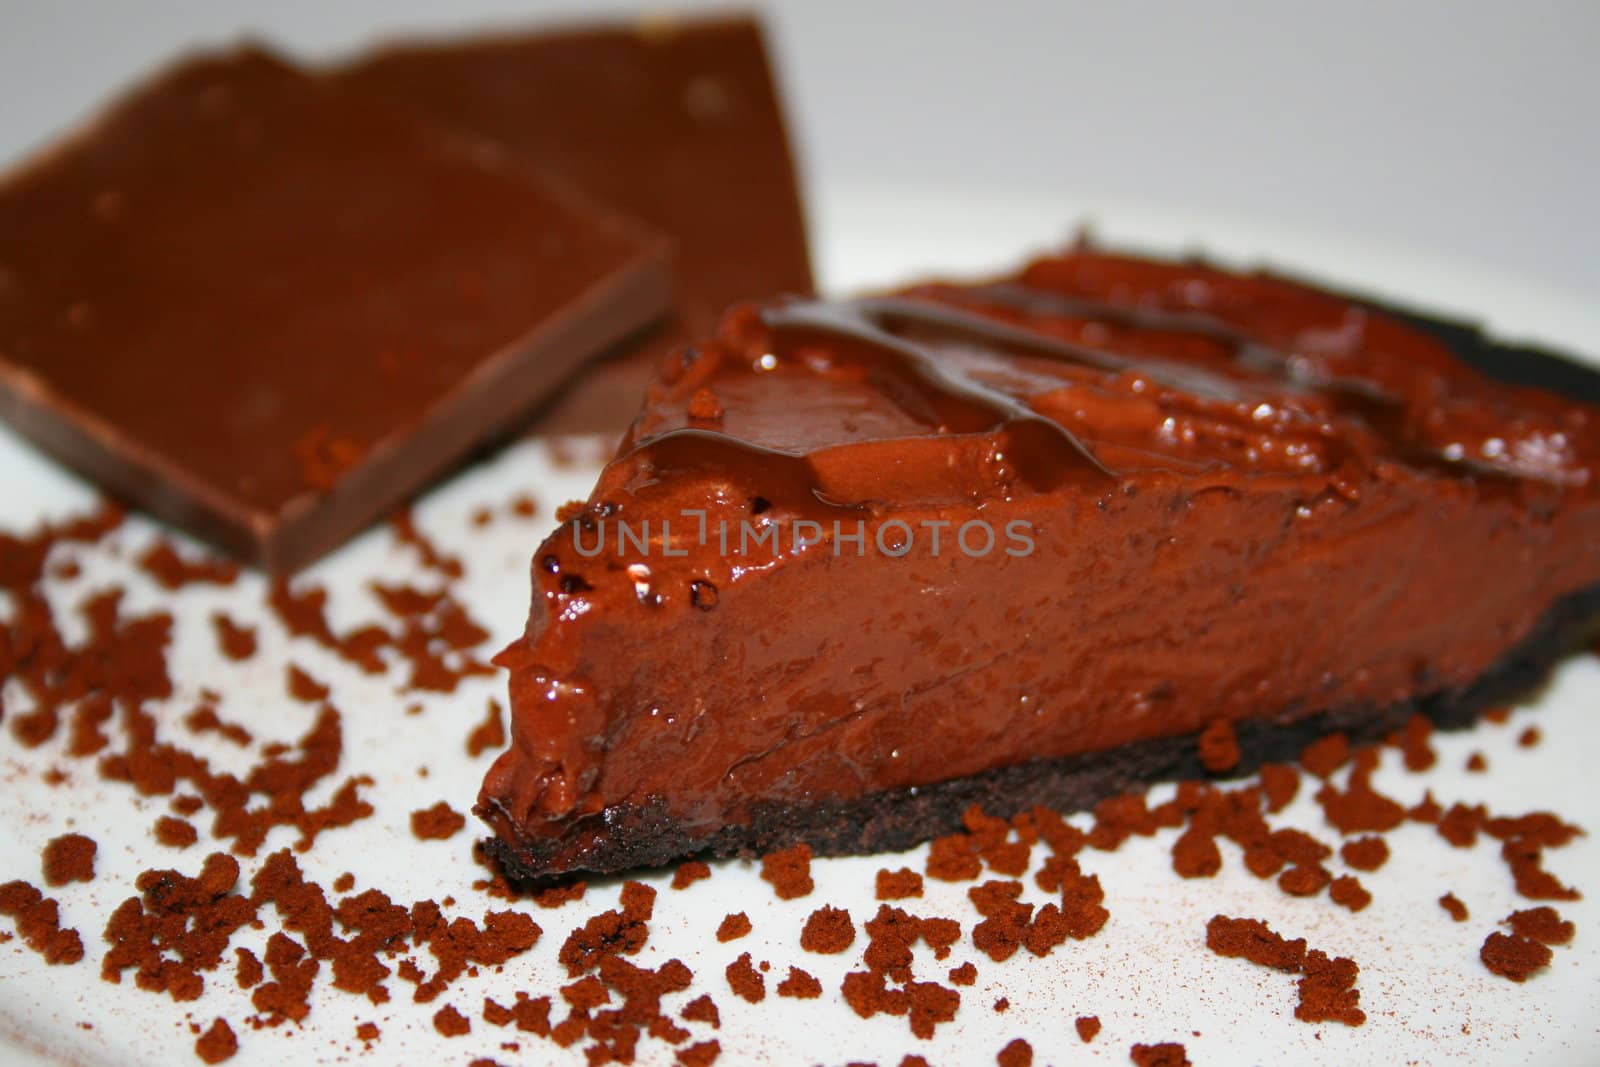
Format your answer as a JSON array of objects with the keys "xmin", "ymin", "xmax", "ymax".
[
  {"xmin": 672, "ymin": 861, "xmax": 711, "ymax": 890},
  {"xmin": 1259, "ymin": 763, "xmax": 1299, "ymax": 812},
  {"xmin": 776, "ymin": 966, "xmax": 822, "ymax": 999},
  {"xmin": 411, "ymin": 802, "xmax": 466, "ymax": 841},
  {"xmin": 285, "ymin": 664, "xmax": 329, "ymax": 703},
  {"xmin": 926, "ymin": 832, "xmax": 983, "ymax": 882},
  {"xmin": 948, "ymin": 962, "xmax": 977, "ymax": 986},
  {"xmin": 466, "ymin": 699, "xmax": 506, "ymax": 758},
  {"xmin": 1329, "ymin": 876, "xmax": 1372, "ymax": 912},
  {"xmin": 1504, "ymin": 906, "xmax": 1574, "ymax": 945},
  {"xmin": 1339, "ymin": 836, "xmax": 1389, "ymax": 872},
  {"xmin": 1277, "ymin": 863, "xmax": 1331, "ymax": 897},
  {"xmin": 210, "ymin": 614, "xmax": 257, "ymax": 661},
  {"xmin": 876, "ymin": 867, "xmax": 924, "ymax": 900},
  {"xmin": 1391, "ymin": 714, "xmax": 1436, "ymax": 772},
  {"xmin": 1518, "ymin": 727, "xmax": 1542, "ymax": 748},
  {"xmin": 1130, "ymin": 1042, "xmax": 1190, "ymax": 1066},
  {"xmin": 715, "ymin": 912, "xmax": 751, "ymax": 942},
  {"xmin": 997, "ymin": 1037, "xmax": 1033, "ymax": 1067},
  {"xmin": 1296, "ymin": 950, "xmax": 1365, "ymax": 1026},
  {"xmin": 234, "ymin": 948, "xmax": 262, "ymax": 989},
  {"xmin": 725, "ymin": 952, "xmax": 765, "ymax": 1003},
  {"xmin": 1171, "ymin": 825, "xmax": 1222, "ymax": 879},
  {"xmin": 1314, "ymin": 750, "xmax": 1406, "ymax": 834},
  {"xmin": 533, "ymin": 881, "xmax": 587, "ymax": 909},
  {"xmin": 183, "ymin": 705, "xmax": 251, "ymax": 747},
  {"xmin": 41, "ymin": 833, "xmax": 96, "ymax": 886},
  {"xmin": 0, "ymin": 880, "xmax": 83, "ymax": 966},
  {"xmin": 1466, "ymin": 752, "xmax": 1488, "ymax": 773},
  {"xmin": 434, "ymin": 1004, "xmax": 471, "ymax": 1037},
  {"xmin": 153, "ymin": 816, "xmax": 197, "ymax": 849},
  {"xmin": 1076, "ymin": 1015, "xmax": 1102, "ymax": 1042},
  {"xmin": 759, "ymin": 843, "xmax": 813, "ymax": 899},
  {"xmin": 676, "ymin": 1040, "xmax": 720, "ymax": 1067},
  {"xmin": 800, "ymin": 906, "xmax": 856, "ymax": 954},
  {"xmin": 1439, "ymin": 893, "xmax": 1469, "ymax": 922},
  {"xmin": 681, "ymin": 994, "xmax": 720, "ymax": 1029},
  {"xmin": 1480, "ymin": 932, "xmax": 1552, "ymax": 982},
  {"xmin": 194, "ymin": 1018, "xmax": 237, "ymax": 1064},
  {"xmin": 1206, "ymin": 916, "xmax": 1306, "ymax": 972},
  {"xmin": 138, "ymin": 541, "xmax": 238, "ymax": 590}
]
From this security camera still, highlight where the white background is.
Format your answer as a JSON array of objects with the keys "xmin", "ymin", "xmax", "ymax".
[{"xmin": 0, "ymin": 0, "xmax": 1594, "ymax": 298}]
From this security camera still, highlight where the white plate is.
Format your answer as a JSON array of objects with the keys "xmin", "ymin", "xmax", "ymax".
[{"xmin": 2, "ymin": 186, "xmax": 1597, "ymax": 1067}]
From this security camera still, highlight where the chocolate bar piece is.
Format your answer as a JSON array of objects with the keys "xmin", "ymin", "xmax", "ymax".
[
  {"xmin": 0, "ymin": 46, "xmax": 671, "ymax": 571},
  {"xmin": 334, "ymin": 13, "xmax": 813, "ymax": 434}
]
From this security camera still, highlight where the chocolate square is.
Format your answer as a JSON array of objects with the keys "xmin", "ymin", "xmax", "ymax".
[
  {"xmin": 334, "ymin": 14, "xmax": 813, "ymax": 434},
  {"xmin": 0, "ymin": 46, "xmax": 671, "ymax": 571}
]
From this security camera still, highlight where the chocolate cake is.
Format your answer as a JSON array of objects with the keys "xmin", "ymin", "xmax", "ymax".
[
  {"xmin": 333, "ymin": 13, "xmax": 814, "ymax": 436},
  {"xmin": 479, "ymin": 247, "xmax": 1600, "ymax": 881}
]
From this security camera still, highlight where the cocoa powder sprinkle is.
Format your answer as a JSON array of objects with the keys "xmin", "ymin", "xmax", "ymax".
[
  {"xmin": 193, "ymin": 1018, "xmax": 237, "ymax": 1064},
  {"xmin": 0, "ymin": 880, "xmax": 84, "ymax": 965},
  {"xmin": 800, "ymin": 906, "xmax": 856, "ymax": 954},
  {"xmin": 725, "ymin": 952, "xmax": 765, "ymax": 1003},
  {"xmin": 715, "ymin": 912, "xmax": 751, "ymax": 942},
  {"xmin": 759, "ymin": 843, "xmax": 813, "ymax": 899},
  {"xmin": 466, "ymin": 699, "xmax": 506, "ymax": 758},
  {"xmin": 410, "ymin": 802, "xmax": 466, "ymax": 841},
  {"xmin": 1340, "ymin": 836, "xmax": 1389, "ymax": 872},
  {"xmin": 1480, "ymin": 932, "xmax": 1552, "ymax": 983},
  {"xmin": 41, "ymin": 833, "xmax": 97, "ymax": 886},
  {"xmin": 1504, "ymin": 906, "xmax": 1574, "ymax": 945},
  {"xmin": 997, "ymin": 1037, "xmax": 1033, "ymax": 1067},
  {"xmin": 876, "ymin": 867, "xmax": 924, "ymax": 900},
  {"xmin": 1130, "ymin": 1042, "xmax": 1191, "ymax": 1066},
  {"xmin": 776, "ymin": 966, "xmax": 822, "ymax": 999},
  {"xmin": 671, "ymin": 861, "xmax": 711, "ymax": 890},
  {"xmin": 154, "ymin": 816, "xmax": 198, "ymax": 849}
]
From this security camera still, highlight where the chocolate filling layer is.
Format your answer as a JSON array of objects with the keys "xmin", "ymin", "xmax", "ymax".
[{"xmin": 486, "ymin": 576, "xmax": 1600, "ymax": 883}]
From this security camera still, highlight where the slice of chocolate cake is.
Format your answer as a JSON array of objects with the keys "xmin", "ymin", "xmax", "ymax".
[
  {"xmin": 479, "ymin": 247, "xmax": 1600, "ymax": 881},
  {"xmin": 333, "ymin": 13, "xmax": 814, "ymax": 435}
]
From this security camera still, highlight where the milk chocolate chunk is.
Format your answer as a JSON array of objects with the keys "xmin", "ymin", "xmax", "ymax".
[
  {"xmin": 334, "ymin": 13, "xmax": 813, "ymax": 434},
  {"xmin": 480, "ymin": 247, "xmax": 1600, "ymax": 881},
  {"xmin": 0, "ymin": 46, "xmax": 671, "ymax": 572}
]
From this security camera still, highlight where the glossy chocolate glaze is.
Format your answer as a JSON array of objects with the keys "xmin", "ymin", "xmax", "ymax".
[
  {"xmin": 0, "ymin": 47, "xmax": 671, "ymax": 571},
  {"xmin": 333, "ymin": 14, "xmax": 814, "ymax": 435},
  {"xmin": 482, "ymin": 249, "xmax": 1600, "ymax": 875}
]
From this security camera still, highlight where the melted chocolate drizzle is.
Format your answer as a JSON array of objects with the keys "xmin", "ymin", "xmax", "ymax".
[{"xmin": 600, "ymin": 262, "xmax": 1592, "ymax": 526}]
